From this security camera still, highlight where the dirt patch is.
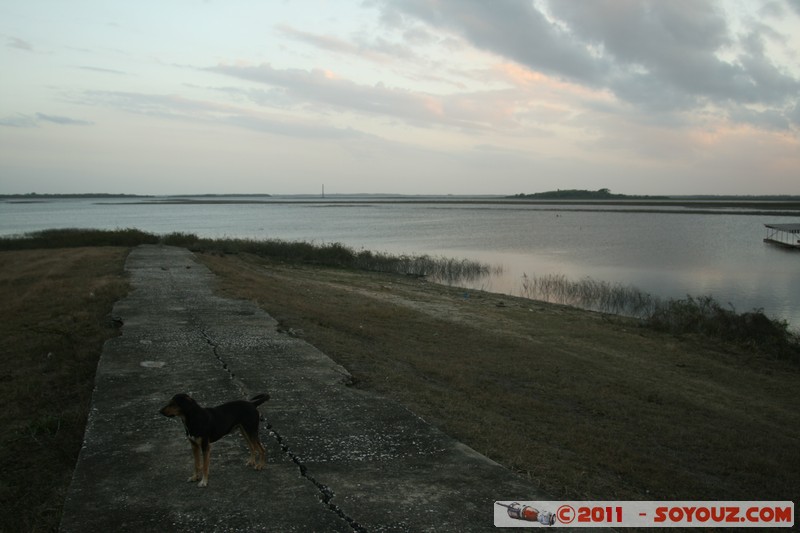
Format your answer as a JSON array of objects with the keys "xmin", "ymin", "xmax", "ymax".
[{"xmin": 198, "ymin": 251, "xmax": 800, "ymax": 501}]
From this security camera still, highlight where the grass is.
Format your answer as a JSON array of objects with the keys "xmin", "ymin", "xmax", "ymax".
[
  {"xmin": 164, "ymin": 232, "xmax": 494, "ymax": 284},
  {"xmin": 200, "ymin": 252, "xmax": 800, "ymax": 503},
  {"xmin": 0, "ymin": 247, "xmax": 129, "ymax": 532},
  {"xmin": 2, "ymin": 229, "xmax": 492, "ymax": 286},
  {"xmin": 2, "ymin": 229, "xmax": 798, "ymax": 530}
]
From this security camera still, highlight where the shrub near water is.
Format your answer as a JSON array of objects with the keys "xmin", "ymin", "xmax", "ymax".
[
  {"xmin": 520, "ymin": 273, "xmax": 799, "ymax": 360},
  {"xmin": 646, "ymin": 295, "xmax": 799, "ymax": 359},
  {"xmin": 0, "ymin": 228, "xmax": 158, "ymax": 250}
]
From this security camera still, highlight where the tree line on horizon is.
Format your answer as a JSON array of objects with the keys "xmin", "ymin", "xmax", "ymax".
[
  {"xmin": 510, "ymin": 188, "xmax": 800, "ymax": 201},
  {"xmin": 510, "ymin": 188, "xmax": 669, "ymax": 200}
]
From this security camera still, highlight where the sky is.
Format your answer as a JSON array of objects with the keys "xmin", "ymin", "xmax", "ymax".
[{"xmin": 1, "ymin": 0, "xmax": 799, "ymax": 196}]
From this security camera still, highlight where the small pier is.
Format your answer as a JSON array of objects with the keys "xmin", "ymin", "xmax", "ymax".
[{"xmin": 764, "ymin": 223, "xmax": 800, "ymax": 250}]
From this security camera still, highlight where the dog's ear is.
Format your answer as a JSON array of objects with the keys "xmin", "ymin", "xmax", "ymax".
[{"xmin": 174, "ymin": 393, "xmax": 198, "ymax": 409}]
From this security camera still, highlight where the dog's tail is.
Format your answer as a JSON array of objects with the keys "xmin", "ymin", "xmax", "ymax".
[{"xmin": 249, "ymin": 393, "xmax": 270, "ymax": 406}]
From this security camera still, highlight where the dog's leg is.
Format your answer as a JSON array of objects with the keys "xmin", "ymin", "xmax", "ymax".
[
  {"xmin": 240, "ymin": 428, "xmax": 266, "ymax": 470},
  {"xmin": 189, "ymin": 440, "xmax": 202, "ymax": 482},
  {"xmin": 239, "ymin": 427, "xmax": 257, "ymax": 467},
  {"xmin": 253, "ymin": 437, "xmax": 267, "ymax": 470},
  {"xmin": 199, "ymin": 441, "xmax": 211, "ymax": 487}
]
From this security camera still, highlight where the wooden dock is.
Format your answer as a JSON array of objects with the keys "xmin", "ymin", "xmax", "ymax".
[{"xmin": 764, "ymin": 223, "xmax": 800, "ymax": 250}]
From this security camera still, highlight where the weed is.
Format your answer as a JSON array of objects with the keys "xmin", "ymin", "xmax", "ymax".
[
  {"xmin": 519, "ymin": 273, "xmax": 799, "ymax": 360},
  {"xmin": 646, "ymin": 295, "xmax": 799, "ymax": 359},
  {"xmin": 520, "ymin": 273, "xmax": 659, "ymax": 318}
]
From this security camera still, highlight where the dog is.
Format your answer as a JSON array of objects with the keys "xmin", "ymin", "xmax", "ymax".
[{"xmin": 159, "ymin": 392, "xmax": 269, "ymax": 487}]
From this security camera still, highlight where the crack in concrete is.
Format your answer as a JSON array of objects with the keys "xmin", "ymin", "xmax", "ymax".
[
  {"xmin": 199, "ymin": 329, "xmax": 249, "ymax": 397},
  {"xmin": 265, "ymin": 421, "xmax": 366, "ymax": 533},
  {"xmin": 198, "ymin": 327, "xmax": 363, "ymax": 531}
]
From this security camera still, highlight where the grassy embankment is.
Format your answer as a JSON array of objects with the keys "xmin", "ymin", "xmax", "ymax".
[
  {"xmin": 1, "ymin": 228, "xmax": 798, "ymax": 531},
  {"xmin": 0, "ymin": 244, "xmax": 130, "ymax": 532}
]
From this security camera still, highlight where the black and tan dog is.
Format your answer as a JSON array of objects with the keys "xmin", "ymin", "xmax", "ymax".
[{"xmin": 159, "ymin": 393, "xmax": 269, "ymax": 487}]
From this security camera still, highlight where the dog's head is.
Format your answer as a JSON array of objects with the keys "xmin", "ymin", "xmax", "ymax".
[{"xmin": 159, "ymin": 393, "xmax": 197, "ymax": 417}]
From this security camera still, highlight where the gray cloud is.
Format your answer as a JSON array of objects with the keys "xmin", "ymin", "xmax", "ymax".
[
  {"xmin": 549, "ymin": 1, "xmax": 798, "ymax": 107},
  {"xmin": 277, "ymin": 25, "xmax": 360, "ymax": 56},
  {"xmin": 0, "ymin": 113, "xmax": 93, "ymax": 127},
  {"xmin": 380, "ymin": 0, "xmax": 604, "ymax": 83},
  {"xmin": 79, "ymin": 91, "xmax": 227, "ymax": 121},
  {"xmin": 207, "ymin": 63, "xmax": 498, "ymax": 130},
  {"xmin": 225, "ymin": 114, "xmax": 367, "ymax": 139},
  {"xmin": 277, "ymin": 23, "xmax": 417, "ymax": 63},
  {"xmin": 378, "ymin": 0, "xmax": 800, "ymax": 128},
  {"xmin": 79, "ymin": 90, "xmax": 369, "ymax": 139},
  {"xmin": 36, "ymin": 113, "xmax": 94, "ymax": 126},
  {"xmin": 7, "ymin": 36, "xmax": 34, "ymax": 51},
  {"xmin": 208, "ymin": 63, "xmax": 422, "ymax": 114},
  {"xmin": 0, "ymin": 114, "xmax": 38, "ymax": 127},
  {"xmin": 78, "ymin": 66, "xmax": 129, "ymax": 75}
]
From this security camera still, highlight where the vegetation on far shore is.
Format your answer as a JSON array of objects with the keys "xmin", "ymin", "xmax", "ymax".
[
  {"xmin": 509, "ymin": 188, "xmax": 800, "ymax": 201},
  {"xmin": 0, "ymin": 192, "xmax": 153, "ymax": 200},
  {"xmin": 510, "ymin": 188, "xmax": 669, "ymax": 200}
]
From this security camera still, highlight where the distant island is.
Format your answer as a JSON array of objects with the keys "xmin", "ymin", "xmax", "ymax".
[
  {"xmin": 509, "ymin": 188, "xmax": 669, "ymax": 200},
  {"xmin": 0, "ymin": 193, "xmax": 272, "ymax": 201},
  {"xmin": 0, "ymin": 193, "xmax": 155, "ymax": 202}
]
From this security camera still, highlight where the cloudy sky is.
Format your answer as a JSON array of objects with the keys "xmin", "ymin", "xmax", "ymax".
[{"xmin": 1, "ymin": 0, "xmax": 799, "ymax": 195}]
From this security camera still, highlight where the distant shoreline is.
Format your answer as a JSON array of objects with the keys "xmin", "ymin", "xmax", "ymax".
[{"xmin": 3, "ymin": 193, "xmax": 800, "ymax": 215}]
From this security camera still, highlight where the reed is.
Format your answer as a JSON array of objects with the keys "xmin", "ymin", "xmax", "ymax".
[
  {"xmin": 520, "ymin": 273, "xmax": 660, "ymax": 318},
  {"xmin": 0, "ymin": 228, "xmax": 492, "ymax": 285},
  {"xmin": 185, "ymin": 236, "xmax": 493, "ymax": 284},
  {"xmin": 519, "ymin": 272, "xmax": 799, "ymax": 359},
  {"xmin": 352, "ymin": 250, "xmax": 497, "ymax": 284}
]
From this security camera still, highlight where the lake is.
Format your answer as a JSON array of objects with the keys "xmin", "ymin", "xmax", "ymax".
[{"xmin": 2, "ymin": 196, "xmax": 799, "ymax": 328}]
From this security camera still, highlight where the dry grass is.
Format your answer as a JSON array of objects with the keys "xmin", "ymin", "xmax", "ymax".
[
  {"xmin": 198, "ymin": 251, "xmax": 800, "ymax": 502},
  {"xmin": 0, "ymin": 247, "xmax": 129, "ymax": 533},
  {"xmin": 3, "ymin": 241, "xmax": 798, "ymax": 532}
]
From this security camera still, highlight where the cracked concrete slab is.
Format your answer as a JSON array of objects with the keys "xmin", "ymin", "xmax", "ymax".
[{"xmin": 60, "ymin": 245, "xmax": 562, "ymax": 532}]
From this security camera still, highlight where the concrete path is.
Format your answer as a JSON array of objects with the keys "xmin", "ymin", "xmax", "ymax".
[{"xmin": 60, "ymin": 245, "xmax": 555, "ymax": 532}]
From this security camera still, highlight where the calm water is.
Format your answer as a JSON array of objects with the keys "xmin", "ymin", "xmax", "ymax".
[{"xmin": 2, "ymin": 197, "xmax": 799, "ymax": 328}]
